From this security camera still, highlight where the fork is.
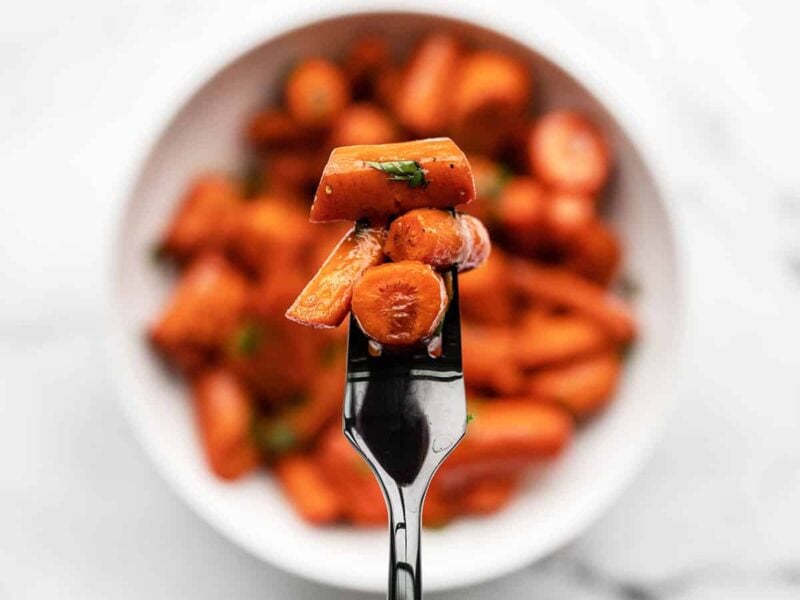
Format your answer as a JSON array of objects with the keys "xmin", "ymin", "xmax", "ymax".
[{"xmin": 343, "ymin": 271, "xmax": 467, "ymax": 600}]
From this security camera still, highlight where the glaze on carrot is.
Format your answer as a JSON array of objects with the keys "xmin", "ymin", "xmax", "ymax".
[
  {"xmin": 515, "ymin": 312, "xmax": 609, "ymax": 368},
  {"xmin": 351, "ymin": 261, "xmax": 448, "ymax": 347},
  {"xmin": 286, "ymin": 226, "xmax": 387, "ymax": 328},
  {"xmin": 329, "ymin": 103, "xmax": 399, "ymax": 147},
  {"xmin": 310, "ymin": 138, "xmax": 476, "ymax": 223},
  {"xmin": 275, "ymin": 455, "xmax": 344, "ymax": 524},
  {"xmin": 285, "ymin": 59, "xmax": 350, "ymax": 128}
]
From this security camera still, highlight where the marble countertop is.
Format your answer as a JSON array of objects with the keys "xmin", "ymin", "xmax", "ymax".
[{"xmin": 1, "ymin": 0, "xmax": 799, "ymax": 597}]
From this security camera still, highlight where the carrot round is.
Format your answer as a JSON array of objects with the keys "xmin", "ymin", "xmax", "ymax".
[
  {"xmin": 459, "ymin": 249, "xmax": 513, "ymax": 325},
  {"xmin": 275, "ymin": 455, "xmax": 344, "ymax": 524},
  {"xmin": 529, "ymin": 110, "xmax": 611, "ymax": 194},
  {"xmin": 329, "ymin": 103, "xmax": 399, "ymax": 148},
  {"xmin": 193, "ymin": 369, "xmax": 260, "ymax": 480},
  {"xmin": 310, "ymin": 138, "xmax": 476, "ymax": 223},
  {"xmin": 246, "ymin": 109, "xmax": 312, "ymax": 149},
  {"xmin": 527, "ymin": 351, "xmax": 621, "ymax": 418},
  {"xmin": 461, "ymin": 324, "xmax": 523, "ymax": 395},
  {"xmin": 395, "ymin": 33, "xmax": 460, "ymax": 135},
  {"xmin": 544, "ymin": 191, "xmax": 595, "ymax": 244},
  {"xmin": 285, "ymin": 58, "xmax": 350, "ymax": 128},
  {"xmin": 497, "ymin": 176, "xmax": 548, "ymax": 252},
  {"xmin": 351, "ymin": 261, "xmax": 448, "ymax": 347},
  {"xmin": 565, "ymin": 220, "xmax": 621, "ymax": 286},
  {"xmin": 457, "ymin": 475, "xmax": 519, "ymax": 516},
  {"xmin": 344, "ymin": 36, "xmax": 391, "ymax": 98},
  {"xmin": 286, "ymin": 226, "xmax": 387, "ymax": 328},
  {"xmin": 515, "ymin": 312, "xmax": 609, "ymax": 368},
  {"xmin": 459, "ymin": 213, "xmax": 491, "ymax": 271}
]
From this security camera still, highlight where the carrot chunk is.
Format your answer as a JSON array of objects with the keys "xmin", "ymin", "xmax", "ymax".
[
  {"xmin": 351, "ymin": 261, "xmax": 448, "ymax": 347},
  {"xmin": 310, "ymin": 138, "xmax": 476, "ymax": 223},
  {"xmin": 529, "ymin": 110, "xmax": 611, "ymax": 195},
  {"xmin": 459, "ymin": 213, "xmax": 491, "ymax": 271},
  {"xmin": 509, "ymin": 261, "xmax": 636, "ymax": 343},
  {"xmin": 544, "ymin": 191, "xmax": 595, "ymax": 245},
  {"xmin": 329, "ymin": 103, "xmax": 399, "ymax": 147},
  {"xmin": 193, "ymin": 369, "xmax": 260, "ymax": 480},
  {"xmin": 461, "ymin": 324, "xmax": 523, "ymax": 395},
  {"xmin": 565, "ymin": 220, "xmax": 622, "ymax": 286},
  {"xmin": 286, "ymin": 226, "xmax": 387, "ymax": 328},
  {"xmin": 497, "ymin": 176, "xmax": 548, "ymax": 253},
  {"xmin": 285, "ymin": 58, "xmax": 350, "ymax": 128},
  {"xmin": 395, "ymin": 33, "xmax": 461, "ymax": 135},
  {"xmin": 459, "ymin": 250, "xmax": 514, "ymax": 326},
  {"xmin": 246, "ymin": 109, "xmax": 313, "ymax": 149},
  {"xmin": 527, "ymin": 351, "xmax": 621, "ymax": 418},
  {"xmin": 275, "ymin": 455, "xmax": 344, "ymax": 524},
  {"xmin": 515, "ymin": 312, "xmax": 610, "ymax": 368},
  {"xmin": 457, "ymin": 475, "xmax": 519, "ymax": 516}
]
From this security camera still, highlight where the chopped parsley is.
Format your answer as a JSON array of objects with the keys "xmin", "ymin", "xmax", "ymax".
[{"xmin": 366, "ymin": 160, "xmax": 429, "ymax": 189}]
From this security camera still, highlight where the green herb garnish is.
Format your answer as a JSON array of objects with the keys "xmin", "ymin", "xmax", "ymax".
[
  {"xmin": 466, "ymin": 413, "xmax": 475, "ymax": 424},
  {"xmin": 617, "ymin": 275, "xmax": 641, "ymax": 301},
  {"xmin": 232, "ymin": 322, "xmax": 263, "ymax": 356},
  {"xmin": 253, "ymin": 421, "xmax": 297, "ymax": 455},
  {"xmin": 366, "ymin": 160, "xmax": 429, "ymax": 189}
]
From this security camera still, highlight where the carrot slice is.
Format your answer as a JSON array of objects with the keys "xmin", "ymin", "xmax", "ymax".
[
  {"xmin": 395, "ymin": 33, "xmax": 461, "ymax": 135},
  {"xmin": 509, "ymin": 261, "xmax": 636, "ymax": 343},
  {"xmin": 310, "ymin": 138, "xmax": 476, "ymax": 223},
  {"xmin": 351, "ymin": 261, "xmax": 448, "ymax": 347},
  {"xmin": 529, "ymin": 110, "xmax": 611, "ymax": 194},
  {"xmin": 344, "ymin": 36, "xmax": 391, "ymax": 99},
  {"xmin": 275, "ymin": 454, "xmax": 344, "ymax": 524},
  {"xmin": 329, "ymin": 103, "xmax": 399, "ymax": 147},
  {"xmin": 527, "ymin": 351, "xmax": 621, "ymax": 418},
  {"xmin": 286, "ymin": 226, "xmax": 387, "ymax": 328},
  {"xmin": 544, "ymin": 191, "xmax": 595, "ymax": 244},
  {"xmin": 565, "ymin": 220, "xmax": 622, "ymax": 286},
  {"xmin": 446, "ymin": 400, "xmax": 573, "ymax": 467},
  {"xmin": 461, "ymin": 324, "xmax": 523, "ymax": 395},
  {"xmin": 285, "ymin": 59, "xmax": 350, "ymax": 128},
  {"xmin": 246, "ymin": 109, "xmax": 313, "ymax": 149},
  {"xmin": 515, "ymin": 312, "xmax": 610, "ymax": 368},
  {"xmin": 457, "ymin": 475, "xmax": 519, "ymax": 516},
  {"xmin": 193, "ymin": 369, "xmax": 260, "ymax": 480},
  {"xmin": 459, "ymin": 213, "xmax": 491, "ymax": 271},
  {"xmin": 497, "ymin": 176, "xmax": 548, "ymax": 253}
]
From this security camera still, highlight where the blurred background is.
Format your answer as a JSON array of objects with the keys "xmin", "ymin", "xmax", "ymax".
[{"xmin": 1, "ymin": 0, "xmax": 799, "ymax": 598}]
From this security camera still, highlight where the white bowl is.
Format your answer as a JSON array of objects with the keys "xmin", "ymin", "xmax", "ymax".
[{"xmin": 109, "ymin": 10, "xmax": 683, "ymax": 594}]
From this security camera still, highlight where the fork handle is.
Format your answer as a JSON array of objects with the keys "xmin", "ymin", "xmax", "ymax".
[{"xmin": 384, "ymin": 483, "xmax": 424, "ymax": 600}]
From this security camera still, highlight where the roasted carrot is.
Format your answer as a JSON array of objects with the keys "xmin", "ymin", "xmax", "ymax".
[
  {"xmin": 458, "ymin": 249, "xmax": 513, "ymax": 326},
  {"xmin": 450, "ymin": 51, "xmax": 531, "ymax": 153},
  {"xmin": 565, "ymin": 220, "xmax": 621, "ymax": 286},
  {"xmin": 246, "ymin": 109, "xmax": 313, "ymax": 149},
  {"xmin": 160, "ymin": 175, "xmax": 241, "ymax": 260},
  {"xmin": 285, "ymin": 58, "xmax": 350, "ymax": 128},
  {"xmin": 150, "ymin": 253, "xmax": 249, "ymax": 372},
  {"xmin": 461, "ymin": 324, "xmax": 523, "ymax": 395},
  {"xmin": 329, "ymin": 103, "xmax": 399, "ymax": 147},
  {"xmin": 516, "ymin": 312, "xmax": 610, "ymax": 368},
  {"xmin": 509, "ymin": 260, "xmax": 636, "ymax": 343},
  {"xmin": 457, "ymin": 475, "xmax": 519, "ymax": 516},
  {"xmin": 344, "ymin": 36, "xmax": 391, "ymax": 99},
  {"xmin": 459, "ymin": 213, "xmax": 491, "ymax": 271},
  {"xmin": 310, "ymin": 138, "xmax": 476, "ymax": 223},
  {"xmin": 262, "ymin": 150, "xmax": 328, "ymax": 196},
  {"xmin": 286, "ymin": 226, "xmax": 387, "ymax": 328},
  {"xmin": 275, "ymin": 455, "xmax": 344, "ymax": 524},
  {"xmin": 544, "ymin": 191, "xmax": 595, "ymax": 244},
  {"xmin": 497, "ymin": 176, "xmax": 548, "ymax": 253},
  {"xmin": 446, "ymin": 400, "xmax": 573, "ymax": 467},
  {"xmin": 395, "ymin": 33, "xmax": 460, "ymax": 135},
  {"xmin": 527, "ymin": 351, "xmax": 621, "ymax": 418},
  {"xmin": 193, "ymin": 369, "xmax": 260, "ymax": 480},
  {"xmin": 529, "ymin": 110, "xmax": 611, "ymax": 195}
]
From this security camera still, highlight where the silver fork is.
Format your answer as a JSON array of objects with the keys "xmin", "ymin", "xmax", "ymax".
[{"xmin": 343, "ymin": 271, "xmax": 467, "ymax": 600}]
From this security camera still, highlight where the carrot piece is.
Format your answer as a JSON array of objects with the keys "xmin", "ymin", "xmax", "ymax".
[
  {"xmin": 315, "ymin": 426, "xmax": 387, "ymax": 525},
  {"xmin": 286, "ymin": 226, "xmax": 387, "ymax": 328},
  {"xmin": 446, "ymin": 400, "xmax": 573, "ymax": 468},
  {"xmin": 351, "ymin": 261, "xmax": 448, "ymax": 347},
  {"xmin": 275, "ymin": 454, "xmax": 344, "ymax": 524},
  {"xmin": 515, "ymin": 312, "xmax": 610, "ymax": 368},
  {"xmin": 285, "ymin": 58, "xmax": 350, "ymax": 128},
  {"xmin": 246, "ymin": 109, "xmax": 313, "ymax": 149},
  {"xmin": 461, "ymin": 324, "xmax": 523, "ymax": 395},
  {"xmin": 544, "ymin": 191, "xmax": 595, "ymax": 245},
  {"xmin": 160, "ymin": 175, "xmax": 241, "ymax": 260},
  {"xmin": 509, "ymin": 261, "xmax": 636, "ymax": 343},
  {"xmin": 497, "ymin": 176, "xmax": 548, "ymax": 253},
  {"xmin": 193, "ymin": 369, "xmax": 260, "ymax": 480},
  {"xmin": 450, "ymin": 51, "xmax": 532, "ymax": 153},
  {"xmin": 150, "ymin": 253, "xmax": 249, "ymax": 372},
  {"xmin": 527, "ymin": 351, "xmax": 621, "ymax": 418},
  {"xmin": 529, "ymin": 110, "xmax": 611, "ymax": 195},
  {"xmin": 329, "ymin": 103, "xmax": 399, "ymax": 148},
  {"xmin": 459, "ymin": 249, "xmax": 514, "ymax": 326},
  {"xmin": 310, "ymin": 138, "xmax": 476, "ymax": 223},
  {"xmin": 344, "ymin": 36, "xmax": 391, "ymax": 99},
  {"xmin": 395, "ymin": 33, "xmax": 461, "ymax": 135},
  {"xmin": 459, "ymin": 213, "xmax": 491, "ymax": 271},
  {"xmin": 457, "ymin": 475, "xmax": 519, "ymax": 516},
  {"xmin": 565, "ymin": 220, "xmax": 622, "ymax": 286},
  {"xmin": 262, "ymin": 150, "xmax": 328, "ymax": 196},
  {"xmin": 458, "ymin": 154, "xmax": 507, "ymax": 222}
]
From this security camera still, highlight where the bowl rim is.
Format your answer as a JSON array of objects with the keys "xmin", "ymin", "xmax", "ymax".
[{"xmin": 105, "ymin": 6, "xmax": 689, "ymax": 594}]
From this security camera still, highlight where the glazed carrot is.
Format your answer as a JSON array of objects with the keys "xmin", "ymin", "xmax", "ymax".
[
  {"xmin": 286, "ymin": 226, "xmax": 387, "ymax": 328},
  {"xmin": 351, "ymin": 261, "xmax": 448, "ymax": 347},
  {"xmin": 458, "ymin": 250, "xmax": 513, "ymax": 326},
  {"xmin": 544, "ymin": 191, "xmax": 595, "ymax": 244},
  {"xmin": 329, "ymin": 103, "xmax": 399, "ymax": 147},
  {"xmin": 275, "ymin": 455, "xmax": 344, "ymax": 524},
  {"xmin": 509, "ymin": 260, "xmax": 636, "ymax": 343},
  {"xmin": 527, "ymin": 350, "xmax": 621, "ymax": 418},
  {"xmin": 459, "ymin": 213, "xmax": 491, "ymax": 271},
  {"xmin": 497, "ymin": 177, "xmax": 548, "ymax": 253},
  {"xmin": 565, "ymin": 220, "xmax": 621, "ymax": 286},
  {"xmin": 395, "ymin": 33, "xmax": 460, "ymax": 135},
  {"xmin": 446, "ymin": 400, "xmax": 573, "ymax": 467},
  {"xmin": 344, "ymin": 36, "xmax": 391, "ymax": 98},
  {"xmin": 458, "ymin": 154, "xmax": 507, "ymax": 222},
  {"xmin": 193, "ymin": 369, "xmax": 260, "ymax": 480},
  {"xmin": 262, "ymin": 150, "xmax": 328, "ymax": 196},
  {"xmin": 285, "ymin": 58, "xmax": 350, "ymax": 128},
  {"xmin": 310, "ymin": 138, "xmax": 476, "ymax": 223},
  {"xmin": 246, "ymin": 109, "xmax": 313, "ymax": 149},
  {"xmin": 529, "ymin": 110, "xmax": 611, "ymax": 195},
  {"xmin": 515, "ymin": 312, "xmax": 609, "ymax": 368},
  {"xmin": 457, "ymin": 475, "xmax": 519, "ymax": 516},
  {"xmin": 160, "ymin": 175, "xmax": 241, "ymax": 260},
  {"xmin": 150, "ymin": 253, "xmax": 249, "ymax": 372},
  {"xmin": 461, "ymin": 324, "xmax": 523, "ymax": 395},
  {"xmin": 450, "ymin": 51, "xmax": 531, "ymax": 152}
]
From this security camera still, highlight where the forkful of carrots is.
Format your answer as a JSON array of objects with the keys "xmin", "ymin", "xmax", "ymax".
[{"xmin": 286, "ymin": 138, "xmax": 485, "ymax": 598}]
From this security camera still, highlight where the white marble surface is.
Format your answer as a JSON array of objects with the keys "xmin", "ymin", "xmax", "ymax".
[{"xmin": 2, "ymin": 0, "xmax": 800, "ymax": 598}]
